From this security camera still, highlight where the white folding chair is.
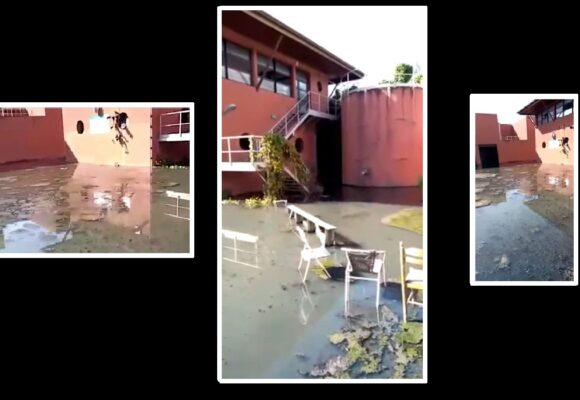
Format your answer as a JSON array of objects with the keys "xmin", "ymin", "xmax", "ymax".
[
  {"xmin": 342, "ymin": 248, "xmax": 387, "ymax": 316},
  {"xmin": 295, "ymin": 226, "xmax": 331, "ymax": 283}
]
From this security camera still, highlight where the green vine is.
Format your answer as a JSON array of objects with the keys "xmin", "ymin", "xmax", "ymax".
[
  {"xmin": 249, "ymin": 137, "xmax": 255, "ymax": 163},
  {"xmin": 257, "ymin": 133, "xmax": 309, "ymax": 199}
]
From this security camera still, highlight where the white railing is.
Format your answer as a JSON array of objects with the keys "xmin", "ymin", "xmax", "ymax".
[
  {"xmin": 0, "ymin": 108, "xmax": 30, "ymax": 117},
  {"xmin": 269, "ymin": 91, "xmax": 340, "ymax": 139},
  {"xmin": 222, "ymin": 229, "xmax": 260, "ymax": 269},
  {"xmin": 164, "ymin": 190, "xmax": 190, "ymax": 221},
  {"xmin": 160, "ymin": 109, "xmax": 191, "ymax": 137},
  {"xmin": 221, "ymin": 135, "xmax": 263, "ymax": 165}
]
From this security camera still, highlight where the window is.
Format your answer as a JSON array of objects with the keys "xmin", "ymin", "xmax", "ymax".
[
  {"xmin": 563, "ymin": 100, "xmax": 573, "ymax": 117},
  {"xmin": 556, "ymin": 102, "xmax": 564, "ymax": 118},
  {"xmin": 222, "ymin": 40, "xmax": 252, "ymax": 85},
  {"xmin": 541, "ymin": 108, "xmax": 552, "ymax": 125},
  {"xmin": 257, "ymin": 54, "xmax": 291, "ymax": 96}
]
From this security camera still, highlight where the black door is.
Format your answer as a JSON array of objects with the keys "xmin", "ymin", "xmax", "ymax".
[{"xmin": 479, "ymin": 145, "xmax": 499, "ymax": 168}]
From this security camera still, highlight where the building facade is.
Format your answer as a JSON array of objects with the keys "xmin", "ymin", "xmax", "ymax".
[
  {"xmin": 0, "ymin": 107, "xmax": 191, "ymax": 169},
  {"xmin": 221, "ymin": 10, "xmax": 364, "ymax": 196},
  {"xmin": 475, "ymin": 99, "xmax": 574, "ymax": 169}
]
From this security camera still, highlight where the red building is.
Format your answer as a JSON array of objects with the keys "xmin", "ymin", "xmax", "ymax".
[
  {"xmin": 0, "ymin": 106, "xmax": 191, "ymax": 169},
  {"xmin": 475, "ymin": 99, "xmax": 574, "ymax": 168},
  {"xmin": 221, "ymin": 11, "xmax": 364, "ymax": 197},
  {"xmin": 221, "ymin": 11, "xmax": 424, "ymax": 197}
]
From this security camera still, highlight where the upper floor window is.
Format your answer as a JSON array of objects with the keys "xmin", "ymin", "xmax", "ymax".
[
  {"xmin": 536, "ymin": 100, "xmax": 573, "ymax": 125},
  {"xmin": 540, "ymin": 108, "xmax": 552, "ymax": 125},
  {"xmin": 563, "ymin": 100, "xmax": 573, "ymax": 117},
  {"xmin": 222, "ymin": 40, "xmax": 252, "ymax": 86},
  {"xmin": 257, "ymin": 55, "xmax": 291, "ymax": 96}
]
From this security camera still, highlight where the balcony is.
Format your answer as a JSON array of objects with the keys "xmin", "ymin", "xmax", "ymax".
[
  {"xmin": 159, "ymin": 109, "xmax": 191, "ymax": 141},
  {"xmin": 221, "ymin": 135, "xmax": 265, "ymax": 171}
]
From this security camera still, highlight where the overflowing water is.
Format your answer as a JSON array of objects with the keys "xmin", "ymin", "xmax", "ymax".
[
  {"xmin": 221, "ymin": 202, "xmax": 423, "ymax": 379},
  {"xmin": 0, "ymin": 164, "xmax": 190, "ymax": 253},
  {"xmin": 475, "ymin": 163, "xmax": 574, "ymax": 281}
]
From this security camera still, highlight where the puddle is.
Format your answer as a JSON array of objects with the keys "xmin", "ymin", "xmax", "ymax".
[
  {"xmin": 0, "ymin": 164, "xmax": 190, "ymax": 253},
  {"xmin": 475, "ymin": 163, "xmax": 574, "ymax": 281},
  {"xmin": 222, "ymin": 201, "xmax": 423, "ymax": 379}
]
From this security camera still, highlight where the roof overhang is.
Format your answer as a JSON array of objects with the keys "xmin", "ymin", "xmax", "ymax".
[
  {"xmin": 222, "ymin": 10, "xmax": 364, "ymax": 84},
  {"xmin": 517, "ymin": 99, "xmax": 558, "ymax": 115}
]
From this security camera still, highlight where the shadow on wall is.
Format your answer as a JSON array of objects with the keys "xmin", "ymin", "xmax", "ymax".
[{"xmin": 64, "ymin": 141, "xmax": 78, "ymax": 164}]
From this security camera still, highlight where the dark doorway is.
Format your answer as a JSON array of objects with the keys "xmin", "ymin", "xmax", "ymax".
[
  {"xmin": 296, "ymin": 69, "xmax": 309, "ymax": 115},
  {"xmin": 479, "ymin": 145, "xmax": 499, "ymax": 168},
  {"xmin": 316, "ymin": 120, "xmax": 342, "ymax": 195}
]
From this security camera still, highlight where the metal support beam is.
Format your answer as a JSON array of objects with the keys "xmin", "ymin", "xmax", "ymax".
[{"xmin": 255, "ymin": 34, "xmax": 284, "ymax": 92}]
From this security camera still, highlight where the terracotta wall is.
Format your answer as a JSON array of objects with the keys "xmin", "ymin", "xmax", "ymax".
[
  {"xmin": 497, "ymin": 119, "xmax": 538, "ymax": 164},
  {"xmin": 341, "ymin": 86, "xmax": 423, "ymax": 187},
  {"xmin": 475, "ymin": 114, "xmax": 539, "ymax": 167},
  {"xmin": 222, "ymin": 27, "xmax": 329, "ymax": 195},
  {"xmin": 534, "ymin": 113, "xmax": 574, "ymax": 166},
  {"xmin": 151, "ymin": 108, "xmax": 191, "ymax": 164},
  {"xmin": 0, "ymin": 108, "xmax": 66, "ymax": 165},
  {"xmin": 62, "ymin": 108, "xmax": 152, "ymax": 167}
]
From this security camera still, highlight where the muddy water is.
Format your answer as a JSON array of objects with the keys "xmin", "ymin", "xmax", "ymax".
[
  {"xmin": 475, "ymin": 163, "xmax": 574, "ymax": 281},
  {"xmin": 0, "ymin": 164, "xmax": 190, "ymax": 253},
  {"xmin": 222, "ymin": 202, "xmax": 423, "ymax": 379}
]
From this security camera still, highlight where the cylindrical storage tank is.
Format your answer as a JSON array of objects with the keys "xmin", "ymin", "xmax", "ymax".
[{"xmin": 341, "ymin": 85, "xmax": 423, "ymax": 187}]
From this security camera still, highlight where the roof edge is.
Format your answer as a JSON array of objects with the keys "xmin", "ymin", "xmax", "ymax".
[{"xmin": 245, "ymin": 10, "xmax": 365, "ymax": 81}]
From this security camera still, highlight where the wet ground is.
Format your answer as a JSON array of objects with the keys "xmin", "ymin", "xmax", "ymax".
[
  {"xmin": 324, "ymin": 186, "xmax": 422, "ymax": 207},
  {"xmin": 475, "ymin": 163, "xmax": 574, "ymax": 281},
  {"xmin": 222, "ymin": 202, "xmax": 423, "ymax": 379},
  {"xmin": 0, "ymin": 164, "xmax": 190, "ymax": 253}
]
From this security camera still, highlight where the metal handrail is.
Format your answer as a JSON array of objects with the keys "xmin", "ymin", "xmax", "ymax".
[
  {"xmin": 0, "ymin": 108, "xmax": 29, "ymax": 117},
  {"xmin": 268, "ymin": 91, "xmax": 339, "ymax": 138},
  {"xmin": 222, "ymin": 135, "xmax": 263, "ymax": 164},
  {"xmin": 160, "ymin": 109, "xmax": 191, "ymax": 137}
]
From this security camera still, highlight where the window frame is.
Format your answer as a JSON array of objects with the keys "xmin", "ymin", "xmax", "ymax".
[
  {"xmin": 563, "ymin": 100, "xmax": 573, "ymax": 117},
  {"xmin": 222, "ymin": 39, "xmax": 252, "ymax": 86},
  {"xmin": 257, "ymin": 54, "xmax": 292, "ymax": 97}
]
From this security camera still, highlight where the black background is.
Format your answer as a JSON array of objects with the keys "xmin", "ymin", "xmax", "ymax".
[{"xmin": 0, "ymin": 0, "xmax": 578, "ymax": 391}]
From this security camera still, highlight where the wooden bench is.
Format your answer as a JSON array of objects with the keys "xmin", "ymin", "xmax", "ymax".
[
  {"xmin": 287, "ymin": 205, "xmax": 336, "ymax": 246},
  {"xmin": 222, "ymin": 229, "xmax": 259, "ymax": 269}
]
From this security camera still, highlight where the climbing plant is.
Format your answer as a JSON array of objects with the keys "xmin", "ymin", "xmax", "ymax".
[{"xmin": 257, "ymin": 133, "xmax": 309, "ymax": 200}]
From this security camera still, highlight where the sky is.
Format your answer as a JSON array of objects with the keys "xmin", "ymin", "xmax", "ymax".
[
  {"xmin": 471, "ymin": 94, "xmax": 540, "ymax": 124},
  {"xmin": 261, "ymin": 6, "xmax": 427, "ymax": 87}
]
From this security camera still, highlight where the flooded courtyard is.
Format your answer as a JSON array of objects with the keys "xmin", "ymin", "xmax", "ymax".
[
  {"xmin": 221, "ymin": 201, "xmax": 423, "ymax": 379},
  {"xmin": 475, "ymin": 163, "xmax": 574, "ymax": 281},
  {"xmin": 0, "ymin": 164, "xmax": 190, "ymax": 253}
]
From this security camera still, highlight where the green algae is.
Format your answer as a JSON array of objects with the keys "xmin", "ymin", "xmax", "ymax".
[
  {"xmin": 395, "ymin": 322, "xmax": 423, "ymax": 345},
  {"xmin": 381, "ymin": 208, "xmax": 423, "ymax": 234}
]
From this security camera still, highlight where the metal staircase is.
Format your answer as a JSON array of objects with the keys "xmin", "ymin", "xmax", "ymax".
[
  {"xmin": 222, "ymin": 91, "xmax": 339, "ymax": 200},
  {"xmin": 268, "ymin": 91, "xmax": 339, "ymax": 139}
]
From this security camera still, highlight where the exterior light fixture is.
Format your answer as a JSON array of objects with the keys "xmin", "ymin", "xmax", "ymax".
[{"xmin": 223, "ymin": 104, "xmax": 237, "ymax": 115}]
